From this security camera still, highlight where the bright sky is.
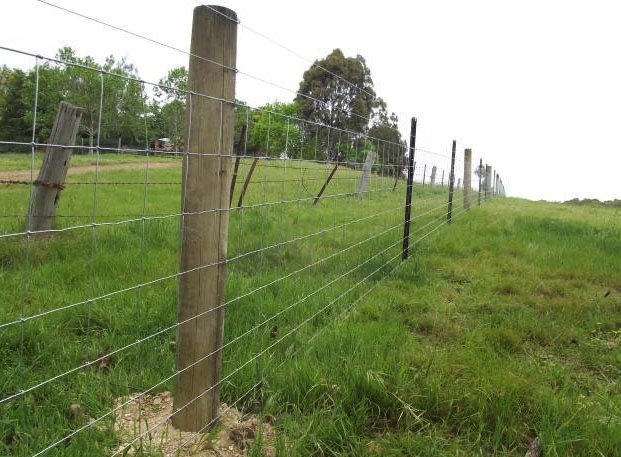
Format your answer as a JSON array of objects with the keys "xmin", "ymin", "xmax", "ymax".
[{"xmin": 1, "ymin": 0, "xmax": 619, "ymax": 202}]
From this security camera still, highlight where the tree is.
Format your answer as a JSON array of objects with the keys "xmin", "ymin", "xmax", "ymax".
[
  {"xmin": 246, "ymin": 102, "xmax": 301, "ymax": 158},
  {"xmin": 0, "ymin": 66, "xmax": 29, "ymax": 143},
  {"xmin": 367, "ymin": 98, "xmax": 406, "ymax": 177},
  {"xmin": 296, "ymin": 49, "xmax": 377, "ymax": 134},
  {"xmin": 153, "ymin": 66, "xmax": 188, "ymax": 150},
  {"xmin": 20, "ymin": 47, "xmax": 147, "ymax": 151}
]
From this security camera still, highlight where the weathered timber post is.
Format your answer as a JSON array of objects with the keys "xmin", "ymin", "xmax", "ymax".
[
  {"xmin": 358, "ymin": 149, "xmax": 377, "ymax": 195},
  {"xmin": 478, "ymin": 158, "xmax": 482, "ymax": 206},
  {"xmin": 447, "ymin": 140, "xmax": 457, "ymax": 223},
  {"xmin": 27, "ymin": 101, "xmax": 83, "ymax": 232},
  {"xmin": 174, "ymin": 5, "xmax": 237, "ymax": 432},
  {"xmin": 457, "ymin": 177, "xmax": 462, "ymax": 191},
  {"xmin": 402, "ymin": 117, "xmax": 416, "ymax": 260},
  {"xmin": 485, "ymin": 164, "xmax": 492, "ymax": 200},
  {"xmin": 441, "ymin": 169, "xmax": 445, "ymax": 188},
  {"xmin": 422, "ymin": 163, "xmax": 427, "ymax": 187},
  {"xmin": 430, "ymin": 166, "xmax": 437, "ymax": 186},
  {"xmin": 463, "ymin": 148, "xmax": 472, "ymax": 210}
]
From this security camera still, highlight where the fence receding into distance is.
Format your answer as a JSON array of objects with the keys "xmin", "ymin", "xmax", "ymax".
[{"xmin": 0, "ymin": 3, "xmax": 505, "ymax": 456}]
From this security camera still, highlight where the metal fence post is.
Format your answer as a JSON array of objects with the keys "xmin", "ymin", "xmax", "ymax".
[
  {"xmin": 446, "ymin": 140, "xmax": 457, "ymax": 223},
  {"xmin": 402, "ymin": 117, "xmax": 416, "ymax": 260},
  {"xmin": 174, "ymin": 5, "xmax": 237, "ymax": 432}
]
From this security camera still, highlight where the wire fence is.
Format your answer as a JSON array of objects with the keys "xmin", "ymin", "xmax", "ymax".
[{"xmin": 0, "ymin": 3, "xmax": 505, "ymax": 456}]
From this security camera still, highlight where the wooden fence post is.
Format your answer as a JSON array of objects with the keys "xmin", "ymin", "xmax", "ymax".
[
  {"xmin": 174, "ymin": 5, "xmax": 237, "ymax": 432},
  {"xmin": 447, "ymin": 140, "xmax": 456, "ymax": 223},
  {"xmin": 27, "ymin": 102, "xmax": 82, "ymax": 232},
  {"xmin": 463, "ymin": 148, "xmax": 472, "ymax": 210}
]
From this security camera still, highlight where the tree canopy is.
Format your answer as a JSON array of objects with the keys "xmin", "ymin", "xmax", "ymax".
[{"xmin": 0, "ymin": 47, "xmax": 405, "ymax": 165}]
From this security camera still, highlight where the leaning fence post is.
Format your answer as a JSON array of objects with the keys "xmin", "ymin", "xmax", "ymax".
[
  {"xmin": 447, "ymin": 140, "xmax": 456, "ymax": 223},
  {"xmin": 463, "ymin": 148, "xmax": 472, "ymax": 210},
  {"xmin": 229, "ymin": 124, "xmax": 247, "ymax": 207},
  {"xmin": 478, "ymin": 158, "xmax": 482, "ymax": 206},
  {"xmin": 27, "ymin": 101, "xmax": 83, "ymax": 232},
  {"xmin": 402, "ymin": 117, "xmax": 416, "ymax": 260},
  {"xmin": 174, "ymin": 5, "xmax": 237, "ymax": 433}
]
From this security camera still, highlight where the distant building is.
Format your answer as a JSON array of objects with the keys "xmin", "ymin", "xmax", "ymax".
[{"xmin": 150, "ymin": 138, "xmax": 172, "ymax": 152}]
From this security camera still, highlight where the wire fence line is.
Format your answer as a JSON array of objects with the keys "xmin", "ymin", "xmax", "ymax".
[{"xmin": 0, "ymin": 4, "xmax": 506, "ymax": 457}]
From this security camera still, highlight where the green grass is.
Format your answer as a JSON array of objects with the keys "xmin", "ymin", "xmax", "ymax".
[
  {"xmin": 1, "ymin": 154, "xmax": 619, "ymax": 456},
  {"xmin": 0, "ymin": 151, "xmax": 176, "ymax": 172}
]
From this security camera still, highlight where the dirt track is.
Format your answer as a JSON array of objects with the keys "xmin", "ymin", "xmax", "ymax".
[{"xmin": 0, "ymin": 161, "xmax": 179, "ymax": 182}]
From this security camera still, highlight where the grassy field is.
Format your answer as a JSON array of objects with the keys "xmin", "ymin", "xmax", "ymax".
[
  {"xmin": 1, "ymin": 153, "xmax": 619, "ymax": 456},
  {"xmin": 0, "ymin": 151, "xmax": 177, "ymax": 172}
]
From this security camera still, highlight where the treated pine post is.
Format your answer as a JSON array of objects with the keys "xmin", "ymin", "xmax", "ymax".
[
  {"xmin": 229, "ymin": 124, "xmax": 247, "ymax": 207},
  {"xmin": 447, "ymin": 140, "xmax": 457, "ymax": 223},
  {"xmin": 358, "ymin": 149, "xmax": 377, "ymax": 195},
  {"xmin": 27, "ymin": 101, "xmax": 83, "ymax": 232},
  {"xmin": 402, "ymin": 117, "xmax": 416, "ymax": 260},
  {"xmin": 430, "ymin": 166, "xmax": 437, "ymax": 186},
  {"xmin": 174, "ymin": 5, "xmax": 237, "ymax": 432},
  {"xmin": 463, "ymin": 148, "xmax": 472, "ymax": 210},
  {"xmin": 478, "ymin": 158, "xmax": 482, "ymax": 206}
]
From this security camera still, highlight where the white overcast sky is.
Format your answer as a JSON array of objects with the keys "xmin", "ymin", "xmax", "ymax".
[{"xmin": 1, "ymin": 0, "xmax": 620, "ymax": 202}]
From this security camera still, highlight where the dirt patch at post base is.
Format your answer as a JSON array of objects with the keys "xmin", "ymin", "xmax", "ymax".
[{"xmin": 112, "ymin": 391, "xmax": 274, "ymax": 457}]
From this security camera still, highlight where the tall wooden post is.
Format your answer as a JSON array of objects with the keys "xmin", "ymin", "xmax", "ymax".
[
  {"xmin": 430, "ymin": 166, "xmax": 437, "ymax": 186},
  {"xmin": 27, "ymin": 102, "xmax": 83, "ymax": 232},
  {"xmin": 402, "ymin": 117, "xmax": 416, "ymax": 260},
  {"xmin": 463, "ymin": 148, "xmax": 472, "ymax": 209},
  {"xmin": 174, "ymin": 5, "xmax": 237, "ymax": 432},
  {"xmin": 447, "ymin": 140, "xmax": 456, "ymax": 223}
]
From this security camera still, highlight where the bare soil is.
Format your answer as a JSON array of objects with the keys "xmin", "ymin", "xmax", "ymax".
[{"xmin": 112, "ymin": 391, "xmax": 274, "ymax": 457}]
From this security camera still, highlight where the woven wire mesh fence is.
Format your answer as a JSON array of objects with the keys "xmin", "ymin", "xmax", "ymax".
[{"xmin": 0, "ymin": 3, "xmax": 502, "ymax": 456}]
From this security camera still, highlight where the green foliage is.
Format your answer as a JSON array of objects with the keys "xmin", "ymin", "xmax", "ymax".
[
  {"xmin": 296, "ymin": 49, "xmax": 377, "ymax": 133},
  {"xmin": 0, "ymin": 66, "xmax": 29, "ymax": 144},
  {"xmin": 245, "ymin": 102, "xmax": 302, "ymax": 158}
]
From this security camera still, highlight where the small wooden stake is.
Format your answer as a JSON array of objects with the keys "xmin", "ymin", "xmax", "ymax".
[
  {"xmin": 237, "ymin": 156, "xmax": 260, "ymax": 208},
  {"xmin": 229, "ymin": 124, "xmax": 247, "ymax": 207},
  {"xmin": 313, "ymin": 162, "xmax": 339, "ymax": 205}
]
